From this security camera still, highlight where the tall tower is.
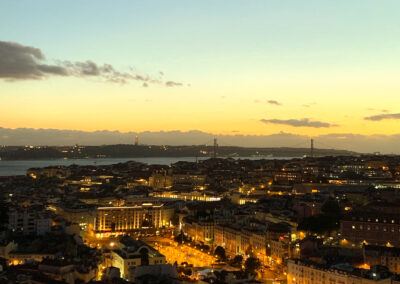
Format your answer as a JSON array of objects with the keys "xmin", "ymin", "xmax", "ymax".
[
  {"xmin": 135, "ymin": 135, "xmax": 139, "ymax": 146},
  {"xmin": 310, "ymin": 138, "xmax": 314, "ymax": 158},
  {"xmin": 213, "ymin": 137, "xmax": 218, "ymax": 159}
]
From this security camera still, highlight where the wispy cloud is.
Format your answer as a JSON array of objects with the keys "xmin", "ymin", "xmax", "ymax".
[
  {"xmin": 260, "ymin": 118, "xmax": 338, "ymax": 128},
  {"xmin": 254, "ymin": 99, "xmax": 282, "ymax": 106},
  {"xmin": 267, "ymin": 100, "xmax": 282, "ymax": 106},
  {"xmin": 165, "ymin": 81, "xmax": 183, "ymax": 87},
  {"xmin": 364, "ymin": 113, "xmax": 400, "ymax": 121},
  {"xmin": 367, "ymin": 108, "xmax": 389, "ymax": 113},
  {"xmin": 0, "ymin": 41, "xmax": 185, "ymax": 86},
  {"xmin": 304, "ymin": 102, "xmax": 317, "ymax": 107}
]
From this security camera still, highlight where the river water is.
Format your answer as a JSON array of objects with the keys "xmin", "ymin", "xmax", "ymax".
[{"xmin": 0, "ymin": 156, "xmax": 297, "ymax": 176}]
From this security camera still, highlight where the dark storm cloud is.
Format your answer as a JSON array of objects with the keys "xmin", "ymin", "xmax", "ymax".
[
  {"xmin": 260, "ymin": 118, "xmax": 338, "ymax": 128},
  {"xmin": 0, "ymin": 41, "xmax": 185, "ymax": 86},
  {"xmin": 364, "ymin": 113, "xmax": 400, "ymax": 121},
  {"xmin": 0, "ymin": 41, "xmax": 68, "ymax": 79}
]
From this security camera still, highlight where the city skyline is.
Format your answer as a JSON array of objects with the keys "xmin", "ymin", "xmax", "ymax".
[
  {"xmin": 3, "ymin": 2, "xmax": 400, "ymax": 282},
  {"xmin": 1, "ymin": 0, "xmax": 400, "ymax": 148}
]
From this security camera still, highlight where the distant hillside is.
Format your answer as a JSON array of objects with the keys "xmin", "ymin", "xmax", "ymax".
[
  {"xmin": 0, "ymin": 145, "xmax": 358, "ymax": 160},
  {"xmin": 1, "ymin": 127, "xmax": 400, "ymax": 153}
]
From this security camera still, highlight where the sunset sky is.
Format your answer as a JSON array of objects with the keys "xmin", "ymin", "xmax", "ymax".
[{"xmin": 1, "ymin": 0, "xmax": 400, "ymax": 143}]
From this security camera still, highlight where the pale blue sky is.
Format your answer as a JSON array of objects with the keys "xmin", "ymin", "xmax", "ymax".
[{"xmin": 2, "ymin": 0, "xmax": 400, "ymax": 80}]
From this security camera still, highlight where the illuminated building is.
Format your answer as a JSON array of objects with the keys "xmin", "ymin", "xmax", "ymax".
[
  {"xmin": 287, "ymin": 259, "xmax": 392, "ymax": 284},
  {"xmin": 255, "ymin": 211, "xmax": 298, "ymax": 241},
  {"xmin": 149, "ymin": 172, "xmax": 173, "ymax": 189},
  {"xmin": 214, "ymin": 224, "xmax": 266, "ymax": 260},
  {"xmin": 214, "ymin": 224, "xmax": 244, "ymax": 256},
  {"xmin": 111, "ymin": 236, "xmax": 166, "ymax": 280},
  {"xmin": 8, "ymin": 207, "xmax": 52, "ymax": 236},
  {"xmin": 149, "ymin": 171, "xmax": 206, "ymax": 189},
  {"xmin": 26, "ymin": 166, "xmax": 71, "ymax": 179},
  {"xmin": 8, "ymin": 252, "xmax": 56, "ymax": 265},
  {"xmin": 182, "ymin": 217, "xmax": 215, "ymax": 244},
  {"xmin": 95, "ymin": 202, "xmax": 174, "ymax": 234},
  {"xmin": 341, "ymin": 203, "xmax": 400, "ymax": 247},
  {"xmin": 274, "ymin": 171, "xmax": 302, "ymax": 184},
  {"xmin": 266, "ymin": 222, "xmax": 291, "ymax": 264},
  {"xmin": 152, "ymin": 190, "xmax": 221, "ymax": 202},
  {"xmin": 48, "ymin": 202, "xmax": 96, "ymax": 232},
  {"xmin": 229, "ymin": 192, "xmax": 260, "ymax": 205},
  {"xmin": 363, "ymin": 245, "xmax": 400, "ymax": 274}
]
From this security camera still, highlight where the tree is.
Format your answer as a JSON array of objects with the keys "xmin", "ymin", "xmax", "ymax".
[
  {"xmin": 245, "ymin": 245, "xmax": 254, "ymax": 257},
  {"xmin": 174, "ymin": 231, "xmax": 187, "ymax": 244},
  {"xmin": 244, "ymin": 257, "xmax": 261, "ymax": 274},
  {"xmin": 231, "ymin": 255, "xmax": 243, "ymax": 267},
  {"xmin": 321, "ymin": 198, "xmax": 341, "ymax": 216},
  {"xmin": 202, "ymin": 244, "xmax": 210, "ymax": 251},
  {"xmin": 298, "ymin": 214, "xmax": 339, "ymax": 235},
  {"xmin": 298, "ymin": 198, "xmax": 341, "ymax": 235},
  {"xmin": 214, "ymin": 246, "xmax": 226, "ymax": 260}
]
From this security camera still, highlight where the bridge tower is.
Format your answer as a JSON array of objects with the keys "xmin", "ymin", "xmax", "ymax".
[
  {"xmin": 310, "ymin": 138, "xmax": 314, "ymax": 158},
  {"xmin": 213, "ymin": 137, "xmax": 218, "ymax": 159}
]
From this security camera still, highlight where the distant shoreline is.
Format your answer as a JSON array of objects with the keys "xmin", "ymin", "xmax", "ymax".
[
  {"xmin": 0, "ymin": 155, "xmax": 299, "ymax": 161},
  {"xmin": 0, "ymin": 144, "xmax": 358, "ymax": 161}
]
